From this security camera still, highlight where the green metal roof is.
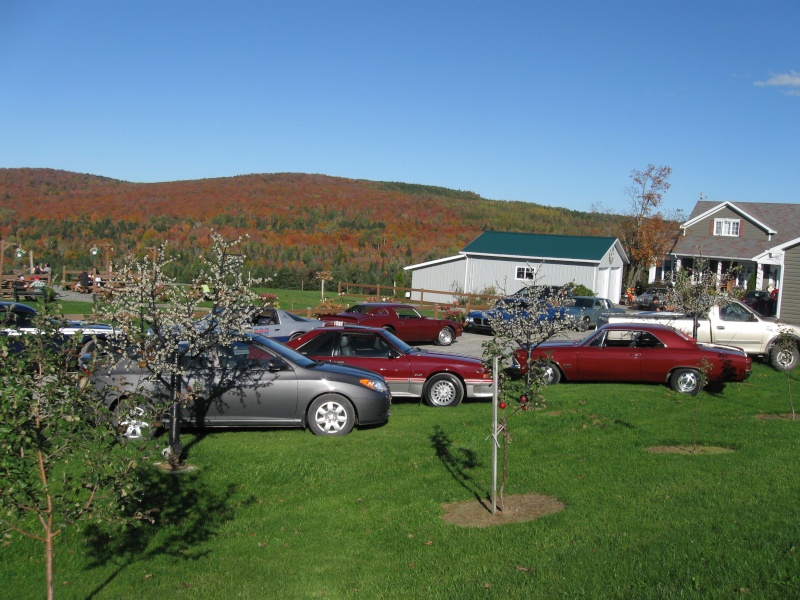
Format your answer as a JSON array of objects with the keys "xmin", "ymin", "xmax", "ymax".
[{"xmin": 461, "ymin": 231, "xmax": 619, "ymax": 262}]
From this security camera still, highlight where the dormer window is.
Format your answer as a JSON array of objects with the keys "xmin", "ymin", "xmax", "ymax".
[{"xmin": 713, "ymin": 218, "xmax": 740, "ymax": 237}]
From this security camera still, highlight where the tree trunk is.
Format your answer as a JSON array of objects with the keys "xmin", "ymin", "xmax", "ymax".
[{"xmin": 46, "ymin": 523, "xmax": 54, "ymax": 600}]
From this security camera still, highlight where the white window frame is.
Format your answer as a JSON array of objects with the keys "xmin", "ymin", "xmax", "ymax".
[
  {"xmin": 713, "ymin": 218, "xmax": 740, "ymax": 237},
  {"xmin": 515, "ymin": 266, "xmax": 535, "ymax": 281}
]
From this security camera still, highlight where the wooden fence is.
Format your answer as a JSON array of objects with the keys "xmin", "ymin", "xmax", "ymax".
[{"xmin": 333, "ymin": 281, "xmax": 502, "ymax": 317}]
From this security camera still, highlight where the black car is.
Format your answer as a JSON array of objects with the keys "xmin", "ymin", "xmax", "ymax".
[
  {"xmin": 2, "ymin": 301, "xmax": 115, "ymax": 357},
  {"xmin": 89, "ymin": 333, "xmax": 392, "ymax": 437},
  {"xmin": 743, "ymin": 290, "xmax": 773, "ymax": 316}
]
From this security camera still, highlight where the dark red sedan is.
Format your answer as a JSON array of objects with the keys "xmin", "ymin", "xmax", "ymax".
[
  {"xmin": 319, "ymin": 303, "xmax": 463, "ymax": 346},
  {"xmin": 513, "ymin": 323, "xmax": 751, "ymax": 395},
  {"xmin": 286, "ymin": 325, "xmax": 492, "ymax": 407}
]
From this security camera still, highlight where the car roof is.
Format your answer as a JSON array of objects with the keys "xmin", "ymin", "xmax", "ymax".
[
  {"xmin": 310, "ymin": 324, "xmax": 387, "ymax": 334},
  {"xmin": 596, "ymin": 322, "xmax": 681, "ymax": 334},
  {"xmin": 0, "ymin": 301, "xmax": 37, "ymax": 315},
  {"xmin": 354, "ymin": 302, "xmax": 413, "ymax": 309}
]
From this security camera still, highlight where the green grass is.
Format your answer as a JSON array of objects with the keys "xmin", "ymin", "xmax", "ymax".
[
  {"xmin": 3, "ymin": 367, "xmax": 800, "ymax": 599},
  {"xmin": 15, "ymin": 288, "xmax": 384, "ymax": 319}
]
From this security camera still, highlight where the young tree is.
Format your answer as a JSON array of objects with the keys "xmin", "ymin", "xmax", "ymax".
[
  {"xmin": 594, "ymin": 164, "xmax": 684, "ymax": 287},
  {"xmin": 481, "ymin": 280, "xmax": 585, "ymax": 511},
  {"xmin": 665, "ymin": 258, "xmax": 742, "ymax": 449},
  {"xmin": 92, "ymin": 231, "xmax": 264, "ymax": 466},
  {"xmin": 0, "ymin": 307, "xmax": 155, "ymax": 600},
  {"xmin": 665, "ymin": 255, "xmax": 741, "ymax": 339}
]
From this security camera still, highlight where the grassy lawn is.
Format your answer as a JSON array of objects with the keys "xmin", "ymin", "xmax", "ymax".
[
  {"xmin": 2, "ymin": 363, "xmax": 799, "ymax": 598},
  {"xmin": 18, "ymin": 287, "xmax": 387, "ymax": 319}
]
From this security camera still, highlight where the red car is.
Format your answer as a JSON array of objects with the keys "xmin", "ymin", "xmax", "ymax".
[
  {"xmin": 319, "ymin": 303, "xmax": 463, "ymax": 346},
  {"xmin": 286, "ymin": 325, "xmax": 492, "ymax": 407},
  {"xmin": 514, "ymin": 323, "xmax": 751, "ymax": 395}
]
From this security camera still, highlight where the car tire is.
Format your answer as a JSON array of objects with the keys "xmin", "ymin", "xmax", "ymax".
[
  {"xmin": 308, "ymin": 394, "xmax": 355, "ymax": 436},
  {"xmin": 536, "ymin": 361, "xmax": 561, "ymax": 385},
  {"xmin": 382, "ymin": 325, "xmax": 395, "ymax": 335},
  {"xmin": 770, "ymin": 344, "xmax": 799, "ymax": 372},
  {"xmin": 111, "ymin": 399, "xmax": 156, "ymax": 440},
  {"xmin": 670, "ymin": 368, "xmax": 701, "ymax": 395},
  {"xmin": 423, "ymin": 373, "xmax": 464, "ymax": 407},
  {"xmin": 436, "ymin": 326, "xmax": 455, "ymax": 346},
  {"xmin": 288, "ymin": 331, "xmax": 305, "ymax": 341}
]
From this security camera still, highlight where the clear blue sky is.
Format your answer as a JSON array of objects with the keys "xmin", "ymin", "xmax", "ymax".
[{"xmin": 1, "ymin": 0, "xmax": 798, "ymax": 216}]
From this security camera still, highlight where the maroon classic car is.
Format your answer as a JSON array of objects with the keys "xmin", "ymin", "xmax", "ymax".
[
  {"xmin": 514, "ymin": 323, "xmax": 751, "ymax": 395},
  {"xmin": 286, "ymin": 325, "xmax": 492, "ymax": 407},
  {"xmin": 319, "ymin": 303, "xmax": 463, "ymax": 346}
]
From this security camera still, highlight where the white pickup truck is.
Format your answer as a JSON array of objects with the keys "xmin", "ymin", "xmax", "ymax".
[{"xmin": 597, "ymin": 299, "xmax": 800, "ymax": 371}]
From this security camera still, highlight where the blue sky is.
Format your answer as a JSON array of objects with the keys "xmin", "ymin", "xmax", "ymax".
[{"xmin": 1, "ymin": 0, "xmax": 798, "ymax": 216}]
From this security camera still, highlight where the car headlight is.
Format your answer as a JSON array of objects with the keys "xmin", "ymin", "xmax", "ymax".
[{"xmin": 360, "ymin": 378, "xmax": 387, "ymax": 393}]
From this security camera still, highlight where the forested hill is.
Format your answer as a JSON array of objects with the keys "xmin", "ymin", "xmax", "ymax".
[{"xmin": 0, "ymin": 168, "xmax": 607, "ymax": 286}]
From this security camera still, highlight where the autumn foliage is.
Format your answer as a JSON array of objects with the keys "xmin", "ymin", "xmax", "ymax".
[{"xmin": 0, "ymin": 168, "xmax": 610, "ymax": 285}]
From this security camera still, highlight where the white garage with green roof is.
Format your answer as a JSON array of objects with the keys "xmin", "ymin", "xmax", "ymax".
[{"xmin": 405, "ymin": 231, "xmax": 628, "ymax": 303}]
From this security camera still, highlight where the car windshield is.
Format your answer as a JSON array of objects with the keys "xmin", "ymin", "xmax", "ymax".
[
  {"xmin": 284, "ymin": 312, "xmax": 309, "ymax": 322},
  {"xmin": 495, "ymin": 298, "xmax": 529, "ymax": 310},
  {"xmin": 249, "ymin": 333, "xmax": 316, "ymax": 368},
  {"xmin": 380, "ymin": 329, "xmax": 414, "ymax": 354},
  {"xmin": 345, "ymin": 305, "xmax": 373, "ymax": 314},
  {"xmin": 573, "ymin": 298, "xmax": 594, "ymax": 308}
]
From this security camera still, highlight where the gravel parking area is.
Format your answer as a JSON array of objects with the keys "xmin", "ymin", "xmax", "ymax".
[{"xmin": 432, "ymin": 329, "xmax": 589, "ymax": 360}]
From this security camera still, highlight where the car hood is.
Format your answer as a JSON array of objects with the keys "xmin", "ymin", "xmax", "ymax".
[
  {"xmin": 408, "ymin": 348, "xmax": 483, "ymax": 366},
  {"xmin": 310, "ymin": 359, "xmax": 387, "ymax": 381}
]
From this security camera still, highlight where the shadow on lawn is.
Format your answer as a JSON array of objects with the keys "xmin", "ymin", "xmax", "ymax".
[
  {"xmin": 429, "ymin": 425, "xmax": 489, "ymax": 510},
  {"xmin": 82, "ymin": 463, "xmax": 255, "ymax": 598}
]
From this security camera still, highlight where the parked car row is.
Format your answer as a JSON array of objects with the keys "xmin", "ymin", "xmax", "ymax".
[
  {"xmin": 465, "ymin": 295, "xmax": 625, "ymax": 332},
  {"xmin": 3, "ymin": 295, "xmax": 772, "ymax": 441}
]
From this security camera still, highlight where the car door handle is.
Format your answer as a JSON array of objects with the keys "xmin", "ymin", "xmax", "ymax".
[{"xmin": 716, "ymin": 326, "xmax": 725, "ymax": 329}]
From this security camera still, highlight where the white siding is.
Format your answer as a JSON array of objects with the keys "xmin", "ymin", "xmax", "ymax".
[
  {"xmin": 464, "ymin": 256, "xmax": 598, "ymax": 295},
  {"xmin": 407, "ymin": 257, "xmax": 467, "ymax": 303}
]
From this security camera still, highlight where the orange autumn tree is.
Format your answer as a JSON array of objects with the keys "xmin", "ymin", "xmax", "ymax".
[{"xmin": 594, "ymin": 164, "xmax": 683, "ymax": 287}]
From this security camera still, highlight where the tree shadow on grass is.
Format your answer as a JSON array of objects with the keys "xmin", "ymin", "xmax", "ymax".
[
  {"xmin": 82, "ymin": 463, "xmax": 255, "ymax": 598},
  {"xmin": 429, "ymin": 425, "xmax": 488, "ymax": 510}
]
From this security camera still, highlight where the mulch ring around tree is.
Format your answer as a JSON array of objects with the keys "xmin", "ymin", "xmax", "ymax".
[
  {"xmin": 755, "ymin": 413, "xmax": 799, "ymax": 421},
  {"xmin": 153, "ymin": 462, "xmax": 198, "ymax": 473},
  {"xmin": 646, "ymin": 445, "xmax": 734, "ymax": 455},
  {"xmin": 441, "ymin": 493, "xmax": 565, "ymax": 528}
]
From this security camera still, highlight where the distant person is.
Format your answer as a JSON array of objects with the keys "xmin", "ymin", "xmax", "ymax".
[
  {"xmin": 770, "ymin": 287, "xmax": 779, "ymax": 316},
  {"xmin": 28, "ymin": 275, "xmax": 45, "ymax": 298},
  {"xmin": 42, "ymin": 262, "xmax": 51, "ymax": 275},
  {"xmin": 651, "ymin": 296, "xmax": 665, "ymax": 312},
  {"xmin": 13, "ymin": 275, "xmax": 29, "ymax": 300},
  {"xmin": 75, "ymin": 269, "xmax": 91, "ymax": 293},
  {"xmin": 93, "ymin": 267, "xmax": 103, "ymax": 287}
]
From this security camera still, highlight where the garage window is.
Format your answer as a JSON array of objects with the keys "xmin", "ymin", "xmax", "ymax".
[{"xmin": 516, "ymin": 266, "xmax": 535, "ymax": 280}]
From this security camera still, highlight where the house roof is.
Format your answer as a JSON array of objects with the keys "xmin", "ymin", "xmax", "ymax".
[
  {"xmin": 460, "ymin": 231, "xmax": 626, "ymax": 263},
  {"xmin": 674, "ymin": 201, "xmax": 800, "ymax": 260}
]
